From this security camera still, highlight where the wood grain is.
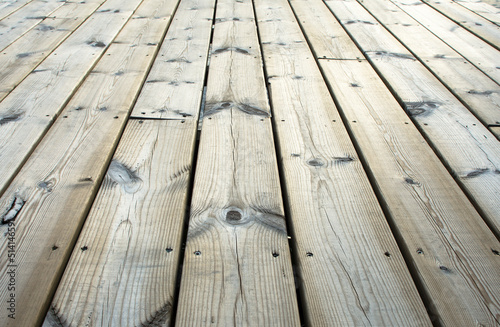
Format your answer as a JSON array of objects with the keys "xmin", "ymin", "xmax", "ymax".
[
  {"xmin": 0, "ymin": 0, "xmax": 34, "ymax": 21},
  {"xmin": 256, "ymin": 0, "xmax": 432, "ymax": 325},
  {"xmin": 174, "ymin": 0, "xmax": 300, "ymax": 325},
  {"xmin": 0, "ymin": 0, "xmax": 178, "ymax": 324},
  {"xmin": 389, "ymin": 0, "xmax": 500, "ymax": 83},
  {"xmin": 0, "ymin": 0, "xmax": 64, "ymax": 52},
  {"xmin": 0, "ymin": 0, "xmax": 106, "ymax": 102},
  {"xmin": 453, "ymin": 0, "xmax": 500, "ymax": 26},
  {"xmin": 0, "ymin": 0, "xmax": 144, "ymax": 197},
  {"xmin": 46, "ymin": 119, "xmax": 196, "ymax": 326},
  {"xmin": 132, "ymin": 0, "xmax": 214, "ymax": 120},
  {"xmin": 421, "ymin": 0, "xmax": 500, "ymax": 50},
  {"xmin": 326, "ymin": 0, "xmax": 500, "ymax": 242},
  {"xmin": 320, "ymin": 56, "xmax": 500, "ymax": 327},
  {"xmin": 358, "ymin": 0, "xmax": 500, "ymax": 137}
]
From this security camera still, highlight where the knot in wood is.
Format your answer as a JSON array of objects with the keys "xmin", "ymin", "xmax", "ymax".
[
  {"xmin": 307, "ymin": 158, "xmax": 324, "ymax": 167},
  {"xmin": 226, "ymin": 210, "xmax": 242, "ymax": 221}
]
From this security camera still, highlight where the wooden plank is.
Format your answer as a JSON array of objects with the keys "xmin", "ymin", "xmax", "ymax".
[
  {"xmin": 46, "ymin": 0, "xmax": 214, "ymax": 324},
  {"xmin": 421, "ymin": 0, "xmax": 500, "ymax": 49},
  {"xmin": 255, "ymin": 0, "xmax": 432, "ymax": 326},
  {"xmin": 0, "ymin": 0, "xmax": 65, "ymax": 51},
  {"xmin": 454, "ymin": 0, "xmax": 500, "ymax": 25},
  {"xmin": 389, "ymin": 0, "xmax": 500, "ymax": 84},
  {"xmin": 131, "ymin": 0, "xmax": 214, "ymax": 119},
  {"xmin": 319, "ymin": 56, "xmax": 500, "ymax": 327},
  {"xmin": 0, "ymin": 0, "xmax": 106, "ymax": 102},
  {"xmin": 358, "ymin": 0, "xmax": 500, "ymax": 137},
  {"xmin": 174, "ymin": 0, "xmax": 300, "ymax": 325},
  {"xmin": 0, "ymin": 0, "xmax": 33, "ymax": 21},
  {"xmin": 284, "ymin": 0, "xmax": 363, "ymax": 59},
  {"xmin": 0, "ymin": 0, "xmax": 178, "ymax": 325},
  {"xmin": 326, "ymin": 0, "xmax": 500, "ymax": 241},
  {"xmin": 0, "ymin": 0, "xmax": 144, "ymax": 198},
  {"xmin": 45, "ymin": 119, "xmax": 196, "ymax": 326},
  {"xmin": 295, "ymin": 1, "xmax": 500, "ymax": 325}
]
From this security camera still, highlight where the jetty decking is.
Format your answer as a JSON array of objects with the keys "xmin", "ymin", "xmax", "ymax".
[{"xmin": 0, "ymin": 0, "xmax": 499, "ymax": 326}]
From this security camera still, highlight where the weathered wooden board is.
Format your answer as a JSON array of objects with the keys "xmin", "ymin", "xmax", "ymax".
[
  {"xmin": 358, "ymin": 0, "xmax": 500, "ymax": 137},
  {"xmin": 256, "ymin": 0, "xmax": 431, "ymax": 325},
  {"xmin": 286, "ymin": 0, "xmax": 363, "ymax": 59},
  {"xmin": 174, "ymin": 0, "xmax": 300, "ymax": 325},
  {"xmin": 45, "ymin": 119, "xmax": 196, "ymax": 327},
  {"xmin": 390, "ymin": 0, "xmax": 500, "ymax": 84},
  {"xmin": 0, "ymin": 0, "xmax": 144, "ymax": 197},
  {"xmin": 0, "ymin": 0, "xmax": 64, "ymax": 51},
  {"xmin": 326, "ymin": 0, "xmax": 500, "ymax": 240},
  {"xmin": 421, "ymin": 0, "xmax": 500, "ymax": 50},
  {"xmin": 0, "ymin": 0, "xmax": 106, "ymax": 102},
  {"xmin": 295, "ymin": 1, "xmax": 500, "ymax": 325},
  {"xmin": 0, "ymin": 0, "xmax": 178, "ymax": 324},
  {"xmin": 319, "ymin": 55, "xmax": 500, "ymax": 327},
  {"xmin": 46, "ymin": 0, "xmax": 215, "ymax": 323},
  {"xmin": 0, "ymin": 0, "xmax": 33, "ymax": 21},
  {"xmin": 131, "ymin": 0, "xmax": 214, "ymax": 120},
  {"xmin": 454, "ymin": 0, "xmax": 500, "ymax": 25}
]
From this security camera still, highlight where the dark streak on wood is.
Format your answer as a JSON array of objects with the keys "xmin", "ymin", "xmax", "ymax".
[
  {"xmin": 467, "ymin": 90, "xmax": 494, "ymax": 96},
  {"xmin": 370, "ymin": 51, "xmax": 415, "ymax": 60},
  {"xmin": 145, "ymin": 302, "xmax": 173, "ymax": 326},
  {"xmin": 212, "ymin": 47, "xmax": 250, "ymax": 55},
  {"xmin": 404, "ymin": 101, "xmax": 440, "ymax": 117},
  {"xmin": 463, "ymin": 168, "xmax": 489, "ymax": 178},
  {"xmin": 333, "ymin": 156, "xmax": 355, "ymax": 163},
  {"xmin": 87, "ymin": 40, "xmax": 106, "ymax": 48},
  {"xmin": 17, "ymin": 52, "xmax": 32, "ymax": 58},
  {"xmin": 36, "ymin": 24, "xmax": 55, "ymax": 32},
  {"xmin": 204, "ymin": 102, "xmax": 269, "ymax": 117},
  {"xmin": 345, "ymin": 20, "xmax": 375, "ymax": 25},
  {"xmin": 1, "ymin": 196, "xmax": 25, "ymax": 224},
  {"xmin": 0, "ymin": 112, "xmax": 24, "ymax": 125},
  {"xmin": 166, "ymin": 58, "xmax": 192, "ymax": 63}
]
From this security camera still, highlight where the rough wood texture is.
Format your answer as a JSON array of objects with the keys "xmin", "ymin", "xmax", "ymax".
[
  {"xmin": 0, "ymin": 0, "xmax": 33, "ymax": 21},
  {"xmin": 0, "ymin": 0, "xmax": 143, "ymax": 197},
  {"xmin": 0, "ymin": 0, "xmax": 64, "ymax": 51},
  {"xmin": 390, "ymin": 0, "xmax": 500, "ymax": 84},
  {"xmin": 46, "ymin": 119, "xmax": 196, "ymax": 327},
  {"xmin": 174, "ymin": 0, "xmax": 300, "ymax": 325},
  {"xmin": 256, "ymin": 0, "xmax": 431, "ymax": 326},
  {"xmin": 319, "ymin": 56, "xmax": 500, "ymax": 327},
  {"xmin": 0, "ymin": 0, "xmax": 106, "ymax": 102},
  {"xmin": 358, "ymin": 0, "xmax": 500, "ymax": 138},
  {"xmin": 0, "ymin": 0, "xmax": 178, "ymax": 324},
  {"xmin": 326, "ymin": 0, "xmax": 500, "ymax": 239},
  {"xmin": 422, "ymin": 0, "xmax": 500, "ymax": 50},
  {"xmin": 454, "ymin": 0, "xmax": 500, "ymax": 25},
  {"xmin": 132, "ymin": 0, "xmax": 214, "ymax": 120}
]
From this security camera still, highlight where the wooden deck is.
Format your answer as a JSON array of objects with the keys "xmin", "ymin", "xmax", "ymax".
[{"xmin": 0, "ymin": 0, "xmax": 499, "ymax": 326}]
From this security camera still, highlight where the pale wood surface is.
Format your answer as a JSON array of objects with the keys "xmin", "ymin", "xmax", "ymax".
[
  {"xmin": 319, "ymin": 56, "xmax": 500, "ymax": 327},
  {"xmin": 390, "ymin": 0, "xmax": 500, "ymax": 83},
  {"xmin": 46, "ymin": 119, "xmax": 196, "ymax": 327},
  {"xmin": 0, "ymin": 0, "xmax": 143, "ymax": 197},
  {"xmin": 131, "ymin": 0, "xmax": 214, "ymax": 120},
  {"xmin": 0, "ymin": 0, "xmax": 499, "ymax": 325},
  {"xmin": 256, "ymin": 0, "xmax": 431, "ymax": 325},
  {"xmin": 0, "ymin": 0, "xmax": 178, "ymax": 324},
  {"xmin": 454, "ymin": 0, "xmax": 500, "ymax": 25},
  {"xmin": 0, "ymin": 0, "xmax": 33, "ymax": 21},
  {"xmin": 358, "ymin": 0, "xmax": 500, "ymax": 136},
  {"xmin": 174, "ymin": 0, "xmax": 300, "ymax": 325},
  {"xmin": 0, "ymin": 0, "xmax": 106, "ymax": 102},
  {"xmin": 422, "ymin": 0, "xmax": 500, "ymax": 49},
  {"xmin": 326, "ymin": 0, "xmax": 500, "ymax": 239},
  {"xmin": 0, "ymin": 0, "xmax": 64, "ymax": 52}
]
